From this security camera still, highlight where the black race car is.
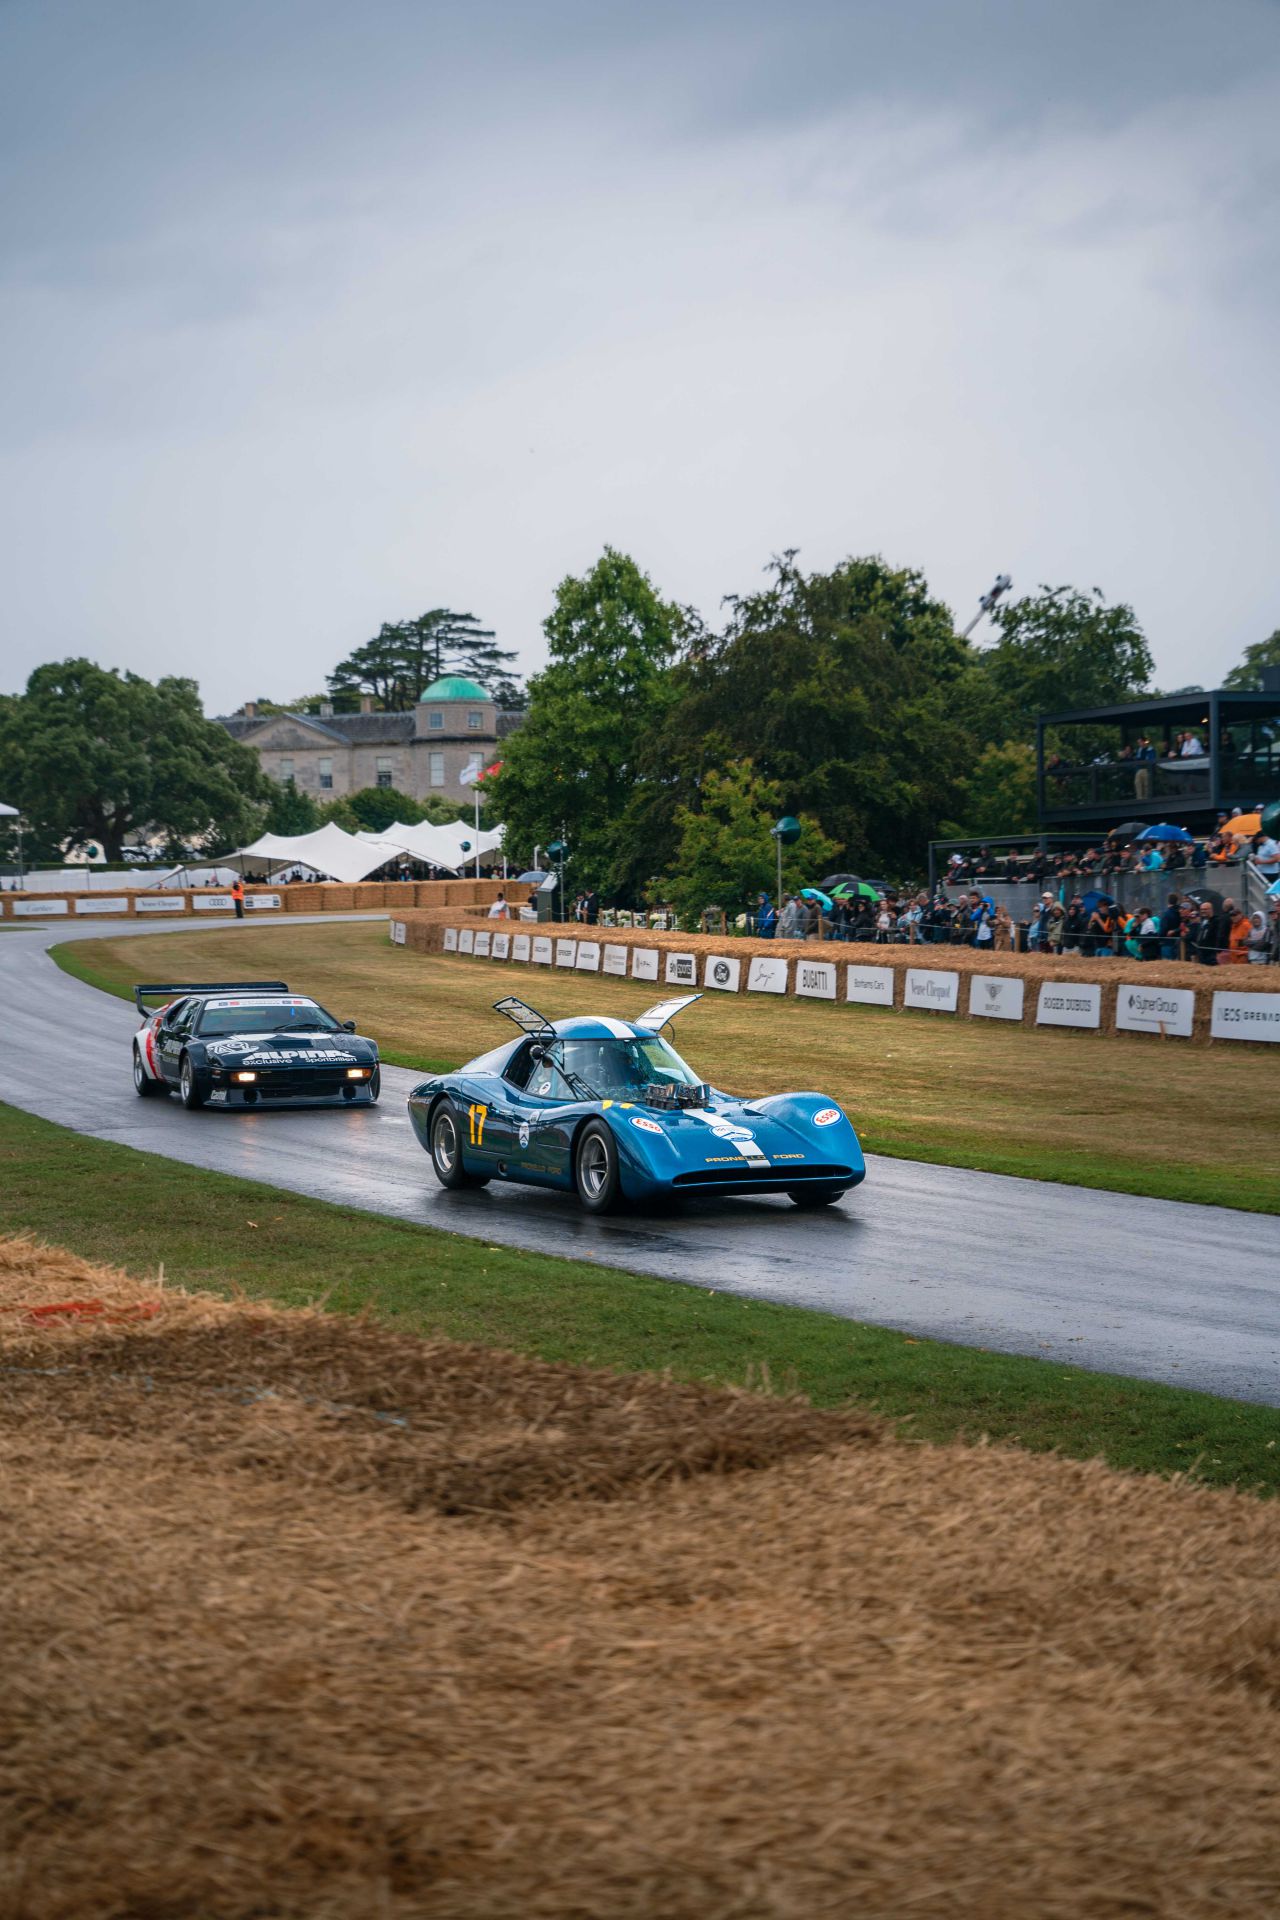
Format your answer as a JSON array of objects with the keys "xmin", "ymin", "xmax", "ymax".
[{"xmin": 132, "ymin": 980, "xmax": 381, "ymax": 1110}]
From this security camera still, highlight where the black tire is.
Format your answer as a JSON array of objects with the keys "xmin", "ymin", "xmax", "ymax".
[
  {"xmin": 368, "ymin": 1066, "xmax": 381, "ymax": 1103},
  {"xmin": 430, "ymin": 1099, "xmax": 488, "ymax": 1189},
  {"xmin": 133, "ymin": 1046, "xmax": 161, "ymax": 1098},
  {"xmin": 574, "ymin": 1119, "xmax": 621, "ymax": 1214},
  {"xmin": 787, "ymin": 1186, "xmax": 845, "ymax": 1209},
  {"xmin": 178, "ymin": 1053, "xmax": 205, "ymax": 1111}
]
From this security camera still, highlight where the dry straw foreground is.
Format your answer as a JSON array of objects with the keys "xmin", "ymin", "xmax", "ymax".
[{"xmin": 2, "ymin": 1235, "xmax": 1278, "ymax": 1920}]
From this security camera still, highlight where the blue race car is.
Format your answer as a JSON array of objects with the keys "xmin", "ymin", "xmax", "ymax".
[{"xmin": 407, "ymin": 994, "xmax": 866, "ymax": 1213}]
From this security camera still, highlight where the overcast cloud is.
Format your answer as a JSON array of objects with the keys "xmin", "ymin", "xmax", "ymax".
[{"xmin": 2, "ymin": 0, "xmax": 1278, "ymax": 712}]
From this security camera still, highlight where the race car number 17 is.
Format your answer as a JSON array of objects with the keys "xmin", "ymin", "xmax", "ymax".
[{"xmin": 467, "ymin": 1103, "xmax": 488, "ymax": 1146}]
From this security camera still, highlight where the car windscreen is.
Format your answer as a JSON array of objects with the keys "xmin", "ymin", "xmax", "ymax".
[
  {"xmin": 194, "ymin": 999, "xmax": 338, "ymax": 1037},
  {"xmin": 558, "ymin": 1034, "xmax": 700, "ymax": 1096}
]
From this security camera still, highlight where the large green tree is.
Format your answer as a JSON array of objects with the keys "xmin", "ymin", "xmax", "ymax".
[
  {"xmin": 263, "ymin": 777, "xmax": 320, "ymax": 836},
  {"xmin": 327, "ymin": 610, "xmax": 520, "ymax": 711},
  {"xmin": 662, "ymin": 761, "xmax": 838, "ymax": 925},
  {"xmin": 976, "ymin": 586, "xmax": 1153, "ymax": 737},
  {"xmin": 0, "ymin": 660, "xmax": 270, "ymax": 860},
  {"xmin": 487, "ymin": 548, "xmax": 691, "ymax": 889},
  {"xmin": 650, "ymin": 554, "xmax": 973, "ymax": 877},
  {"xmin": 1223, "ymin": 627, "xmax": 1280, "ymax": 690}
]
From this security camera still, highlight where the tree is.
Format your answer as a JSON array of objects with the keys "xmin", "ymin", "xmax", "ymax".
[
  {"xmin": 487, "ymin": 548, "xmax": 691, "ymax": 889},
  {"xmin": 1223, "ymin": 628, "xmax": 1280, "ymax": 690},
  {"xmin": 662, "ymin": 762, "xmax": 839, "ymax": 926},
  {"xmin": 327, "ymin": 610, "xmax": 520, "ymax": 710},
  {"xmin": 977, "ymin": 586, "xmax": 1153, "ymax": 737},
  {"xmin": 263, "ymin": 777, "xmax": 320, "ymax": 836},
  {"xmin": 0, "ymin": 660, "xmax": 270, "ymax": 860},
  {"xmin": 939, "ymin": 741, "xmax": 1038, "ymax": 840},
  {"xmin": 341, "ymin": 787, "xmax": 426, "ymax": 834},
  {"xmin": 651, "ymin": 553, "xmax": 974, "ymax": 878}
]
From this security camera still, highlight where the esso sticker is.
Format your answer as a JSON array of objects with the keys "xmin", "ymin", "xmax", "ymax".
[
  {"xmin": 630, "ymin": 1116, "xmax": 663, "ymax": 1135},
  {"xmin": 813, "ymin": 1107, "xmax": 842, "ymax": 1127}
]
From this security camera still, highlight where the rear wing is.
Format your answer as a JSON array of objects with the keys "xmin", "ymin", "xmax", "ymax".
[{"xmin": 132, "ymin": 980, "xmax": 289, "ymax": 1014}]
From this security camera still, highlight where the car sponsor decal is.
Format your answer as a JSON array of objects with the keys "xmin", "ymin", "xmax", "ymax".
[
  {"xmin": 630, "ymin": 1115, "xmax": 663, "ymax": 1135},
  {"xmin": 207, "ymin": 1038, "xmax": 358, "ymax": 1061},
  {"xmin": 813, "ymin": 1107, "xmax": 842, "ymax": 1127},
  {"xmin": 208, "ymin": 1090, "xmax": 228, "ymax": 1103},
  {"xmin": 518, "ymin": 1122, "xmax": 531, "ymax": 1148},
  {"xmin": 687, "ymin": 1110, "xmax": 768, "ymax": 1161}
]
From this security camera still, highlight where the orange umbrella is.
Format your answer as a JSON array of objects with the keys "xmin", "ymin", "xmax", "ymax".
[{"xmin": 1223, "ymin": 813, "xmax": 1262, "ymax": 837}]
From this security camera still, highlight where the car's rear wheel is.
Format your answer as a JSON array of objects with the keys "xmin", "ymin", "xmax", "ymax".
[
  {"xmin": 787, "ymin": 1186, "xmax": 845, "ymax": 1208},
  {"xmin": 133, "ymin": 1046, "xmax": 161, "ymax": 1097},
  {"xmin": 178, "ymin": 1053, "xmax": 205, "ymax": 1111},
  {"xmin": 575, "ymin": 1120, "xmax": 621, "ymax": 1214},
  {"xmin": 430, "ymin": 1099, "xmax": 488, "ymax": 1189}
]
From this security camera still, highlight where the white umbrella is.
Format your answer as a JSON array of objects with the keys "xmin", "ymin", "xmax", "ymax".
[{"xmin": 0, "ymin": 802, "xmax": 18, "ymax": 817}]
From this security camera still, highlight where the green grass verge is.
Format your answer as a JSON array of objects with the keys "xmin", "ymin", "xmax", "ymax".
[{"xmin": 2, "ymin": 1101, "xmax": 1274, "ymax": 1495}]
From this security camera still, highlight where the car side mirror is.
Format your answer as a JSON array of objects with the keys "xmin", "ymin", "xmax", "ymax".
[{"xmin": 341, "ymin": 1020, "xmax": 356, "ymax": 1032}]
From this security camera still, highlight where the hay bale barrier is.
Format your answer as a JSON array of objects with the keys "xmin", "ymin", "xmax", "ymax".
[
  {"xmin": 3, "ymin": 1234, "xmax": 1278, "ymax": 1919},
  {"xmin": 393, "ymin": 915, "xmax": 1280, "ymax": 1044}
]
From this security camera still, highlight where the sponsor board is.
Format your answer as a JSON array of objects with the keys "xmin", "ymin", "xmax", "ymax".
[
  {"xmin": 905, "ymin": 968, "xmax": 958, "ymax": 1013},
  {"xmin": 747, "ymin": 955, "xmax": 788, "ymax": 994},
  {"xmin": 491, "ymin": 932, "xmax": 510, "ymax": 959},
  {"xmin": 665, "ymin": 951, "xmax": 698, "ymax": 986},
  {"xmin": 795, "ymin": 960, "xmax": 836, "ymax": 1001},
  {"xmin": 245, "ymin": 894, "xmax": 281, "ymax": 911},
  {"xmin": 1210, "ymin": 991, "xmax": 1280, "ymax": 1042},
  {"xmin": 1036, "ymin": 982, "xmax": 1101, "ymax": 1029},
  {"xmin": 135, "ymin": 896, "xmax": 185, "ymax": 912},
  {"xmin": 968, "ymin": 974, "xmax": 1025, "ymax": 1022},
  {"xmin": 555, "ymin": 937, "xmax": 578, "ymax": 968},
  {"xmin": 532, "ymin": 936, "xmax": 553, "ymax": 965},
  {"xmin": 192, "ymin": 894, "xmax": 234, "ymax": 911},
  {"xmin": 512, "ymin": 933, "xmax": 531, "ymax": 962},
  {"xmin": 73, "ymin": 897, "xmax": 129, "ymax": 915},
  {"xmin": 602, "ymin": 943, "xmax": 628, "ymax": 976},
  {"xmin": 1116, "ymin": 982, "xmax": 1193, "ymax": 1038},
  {"xmin": 390, "ymin": 920, "xmax": 406, "ymax": 945},
  {"xmin": 704, "ymin": 954, "xmax": 741, "ymax": 992},
  {"xmin": 632, "ymin": 947, "xmax": 660, "ymax": 981},
  {"xmin": 576, "ymin": 941, "xmax": 601, "ymax": 971},
  {"xmin": 473, "ymin": 930, "xmax": 491, "ymax": 956},
  {"xmin": 458, "ymin": 928, "xmax": 475, "ymax": 954},
  {"xmin": 14, "ymin": 898, "xmax": 69, "ymax": 916},
  {"xmin": 845, "ymin": 964, "xmax": 894, "ymax": 1007},
  {"xmin": 443, "ymin": 927, "xmax": 459, "ymax": 951}
]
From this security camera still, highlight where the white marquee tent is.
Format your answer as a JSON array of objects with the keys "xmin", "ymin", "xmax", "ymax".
[
  {"xmin": 361, "ymin": 819, "xmax": 506, "ymax": 871},
  {"xmin": 229, "ymin": 823, "xmax": 409, "ymax": 885}
]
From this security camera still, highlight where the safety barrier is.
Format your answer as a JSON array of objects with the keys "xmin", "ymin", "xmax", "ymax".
[
  {"xmin": 389, "ymin": 915, "xmax": 1280, "ymax": 1045},
  {"xmin": 0, "ymin": 877, "xmax": 508, "ymax": 921}
]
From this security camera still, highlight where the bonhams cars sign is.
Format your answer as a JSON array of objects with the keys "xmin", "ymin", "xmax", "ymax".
[
  {"xmin": 845, "ymin": 964, "xmax": 894, "ymax": 1007},
  {"xmin": 1210, "ymin": 991, "xmax": 1280, "ymax": 1042}
]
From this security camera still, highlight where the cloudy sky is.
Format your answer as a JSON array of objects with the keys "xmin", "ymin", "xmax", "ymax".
[{"xmin": 2, "ymin": 0, "xmax": 1278, "ymax": 713}]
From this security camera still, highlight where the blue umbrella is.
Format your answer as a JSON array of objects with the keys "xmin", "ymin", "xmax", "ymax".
[
  {"xmin": 1079, "ymin": 889, "xmax": 1116, "ymax": 914},
  {"xmin": 1137, "ymin": 823, "xmax": 1195, "ymax": 843},
  {"xmin": 799, "ymin": 887, "xmax": 834, "ymax": 909}
]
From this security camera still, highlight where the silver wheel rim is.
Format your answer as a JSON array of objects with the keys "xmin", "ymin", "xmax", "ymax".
[
  {"xmin": 133, "ymin": 1052, "xmax": 144, "ymax": 1088},
  {"xmin": 434, "ymin": 1112, "xmax": 457, "ymax": 1173},
  {"xmin": 181, "ymin": 1060, "xmax": 192, "ymax": 1100},
  {"xmin": 580, "ymin": 1133, "xmax": 610, "ymax": 1200}
]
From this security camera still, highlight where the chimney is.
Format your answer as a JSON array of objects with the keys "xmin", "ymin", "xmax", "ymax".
[
  {"xmin": 360, "ymin": 694, "xmax": 373, "ymax": 714},
  {"xmin": 319, "ymin": 699, "xmax": 333, "ymax": 717},
  {"xmin": 243, "ymin": 701, "xmax": 257, "ymax": 719}
]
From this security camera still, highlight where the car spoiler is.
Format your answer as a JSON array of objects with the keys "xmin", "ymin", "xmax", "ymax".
[{"xmin": 132, "ymin": 980, "xmax": 290, "ymax": 1013}]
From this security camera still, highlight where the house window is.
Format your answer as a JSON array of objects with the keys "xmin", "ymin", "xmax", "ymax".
[
  {"xmin": 318, "ymin": 757, "xmax": 333, "ymax": 790},
  {"xmin": 429, "ymin": 751, "xmax": 445, "ymax": 788},
  {"xmin": 278, "ymin": 758, "xmax": 294, "ymax": 781},
  {"xmin": 376, "ymin": 756, "xmax": 393, "ymax": 789},
  {"xmin": 467, "ymin": 710, "xmax": 483, "ymax": 730},
  {"xmin": 428, "ymin": 710, "xmax": 443, "ymax": 730}
]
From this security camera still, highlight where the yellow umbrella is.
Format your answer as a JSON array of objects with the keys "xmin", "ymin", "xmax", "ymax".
[{"xmin": 1223, "ymin": 813, "xmax": 1262, "ymax": 837}]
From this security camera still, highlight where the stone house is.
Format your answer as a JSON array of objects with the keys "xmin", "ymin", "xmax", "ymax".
[{"xmin": 218, "ymin": 676, "xmax": 518, "ymax": 805}]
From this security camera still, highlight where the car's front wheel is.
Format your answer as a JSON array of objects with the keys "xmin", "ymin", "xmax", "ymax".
[
  {"xmin": 178, "ymin": 1053, "xmax": 205, "ymax": 1111},
  {"xmin": 430, "ymin": 1100, "xmax": 488, "ymax": 1189},
  {"xmin": 574, "ymin": 1119, "xmax": 621, "ymax": 1214},
  {"xmin": 133, "ymin": 1046, "xmax": 161, "ymax": 1098},
  {"xmin": 367, "ymin": 1066, "xmax": 381, "ymax": 1103},
  {"xmin": 787, "ymin": 1186, "xmax": 845, "ymax": 1209}
]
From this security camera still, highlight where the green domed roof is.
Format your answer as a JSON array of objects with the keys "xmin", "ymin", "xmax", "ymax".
[{"xmin": 420, "ymin": 675, "xmax": 489, "ymax": 702}]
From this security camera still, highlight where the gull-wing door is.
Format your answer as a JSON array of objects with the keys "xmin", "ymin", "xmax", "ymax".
[
  {"xmin": 634, "ymin": 994, "xmax": 703, "ymax": 1032},
  {"xmin": 493, "ymin": 995, "xmax": 557, "ymax": 1038}
]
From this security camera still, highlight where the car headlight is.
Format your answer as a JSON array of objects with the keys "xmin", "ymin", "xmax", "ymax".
[
  {"xmin": 346, "ymin": 1067, "xmax": 370, "ymax": 1079},
  {"xmin": 233, "ymin": 1071, "xmax": 257, "ymax": 1084}
]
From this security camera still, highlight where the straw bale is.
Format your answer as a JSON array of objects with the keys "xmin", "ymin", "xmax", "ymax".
[{"xmin": 2, "ymin": 1234, "xmax": 1278, "ymax": 1920}]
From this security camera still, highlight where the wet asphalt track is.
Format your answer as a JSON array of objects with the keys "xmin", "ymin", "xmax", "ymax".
[{"xmin": 3, "ymin": 914, "xmax": 1279, "ymax": 1405}]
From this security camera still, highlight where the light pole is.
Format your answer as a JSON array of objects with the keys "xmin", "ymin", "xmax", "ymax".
[
  {"xmin": 547, "ymin": 835, "xmax": 568, "ymax": 920},
  {"xmin": 770, "ymin": 815, "xmax": 801, "ymax": 915}
]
